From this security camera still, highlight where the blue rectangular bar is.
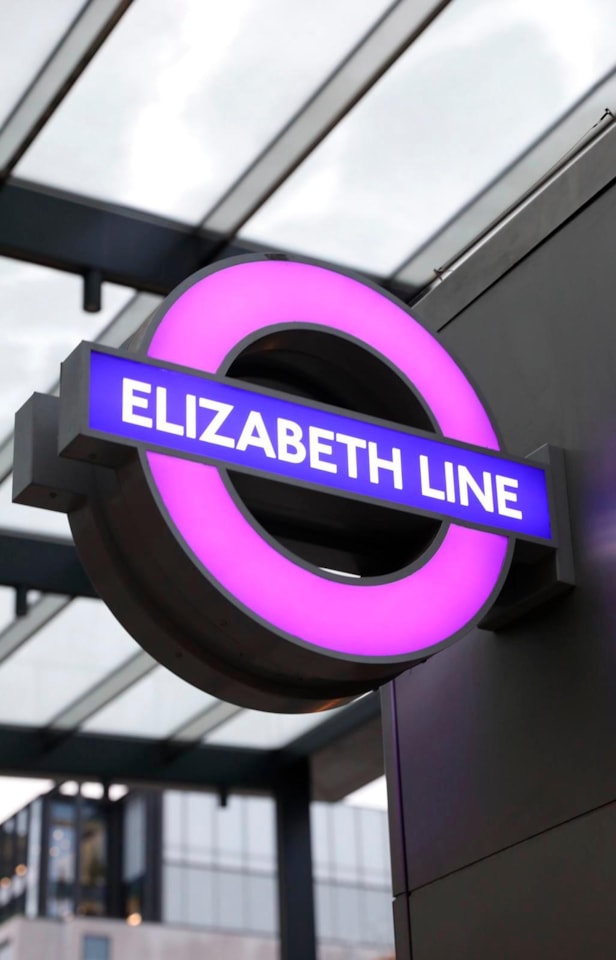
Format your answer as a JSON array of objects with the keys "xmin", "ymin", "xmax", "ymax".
[{"xmin": 88, "ymin": 350, "xmax": 552, "ymax": 541}]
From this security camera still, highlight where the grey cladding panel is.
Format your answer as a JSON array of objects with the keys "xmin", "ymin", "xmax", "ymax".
[
  {"xmin": 410, "ymin": 800, "xmax": 616, "ymax": 960},
  {"xmin": 392, "ymin": 178, "xmax": 616, "ymax": 889}
]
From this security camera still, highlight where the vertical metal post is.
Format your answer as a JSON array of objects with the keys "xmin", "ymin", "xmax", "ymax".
[
  {"xmin": 38, "ymin": 794, "xmax": 51, "ymax": 917},
  {"xmin": 105, "ymin": 789, "xmax": 124, "ymax": 918},
  {"xmin": 73, "ymin": 788, "xmax": 83, "ymax": 915},
  {"xmin": 143, "ymin": 791, "xmax": 162, "ymax": 922},
  {"xmin": 381, "ymin": 683, "xmax": 413, "ymax": 960},
  {"xmin": 275, "ymin": 757, "xmax": 317, "ymax": 960}
]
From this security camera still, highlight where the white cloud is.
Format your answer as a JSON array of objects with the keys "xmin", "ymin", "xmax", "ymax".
[
  {"xmin": 344, "ymin": 775, "xmax": 388, "ymax": 810},
  {"xmin": 0, "ymin": 777, "xmax": 53, "ymax": 823}
]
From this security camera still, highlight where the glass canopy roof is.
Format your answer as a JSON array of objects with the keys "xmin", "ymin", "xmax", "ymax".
[
  {"xmin": 0, "ymin": 0, "xmax": 613, "ymax": 781},
  {"xmin": 0, "ymin": 257, "xmax": 133, "ymax": 445},
  {"xmin": 242, "ymin": 0, "xmax": 616, "ymax": 275},
  {"xmin": 16, "ymin": 0, "xmax": 394, "ymax": 221},
  {"xmin": 0, "ymin": 0, "xmax": 85, "ymax": 129}
]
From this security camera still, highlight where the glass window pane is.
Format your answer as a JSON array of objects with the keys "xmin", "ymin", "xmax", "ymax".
[
  {"xmin": 0, "ymin": 590, "xmax": 17, "ymax": 635},
  {"xmin": 0, "ymin": 475, "xmax": 70, "ymax": 538},
  {"xmin": 206, "ymin": 706, "xmax": 344, "ymax": 749},
  {"xmin": 213, "ymin": 796, "xmax": 244, "ymax": 870},
  {"xmin": 48, "ymin": 798, "xmax": 76, "ymax": 919},
  {"xmin": 79, "ymin": 800, "xmax": 107, "ymax": 916},
  {"xmin": 330, "ymin": 805, "xmax": 359, "ymax": 882},
  {"xmin": 162, "ymin": 792, "xmax": 185, "ymax": 861},
  {"xmin": 186, "ymin": 864, "xmax": 215, "ymax": 927},
  {"xmin": 123, "ymin": 796, "xmax": 146, "ymax": 882},
  {"xmin": 162, "ymin": 862, "xmax": 184, "ymax": 924},
  {"xmin": 359, "ymin": 886, "xmax": 394, "ymax": 947},
  {"xmin": 17, "ymin": 0, "xmax": 394, "ymax": 221},
  {"xmin": 0, "ymin": 1, "xmax": 85, "ymax": 128},
  {"xmin": 311, "ymin": 803, "xmax": 332, "ymax": 881},
  {"xmin": 184, "ymin": 793, "xmax": 216, "ymax": 866},
  {"xmin": 216, "ymin": 869, "xmax": 245, "ymax": 931},
  {"xmin": 245, "ymin": 872, "xmax": 277, "ymax": 934},
  {"xmin": 335, "ymin": 883, "xmax": 362, "ymax": 943},
  {"xmin": 357, "ymin": 807, "xmax": 390, "ymax": 884},
  {"xmin": 314, "ymin": 879, "xmax": 337, "ymax": 941},
  {"xmin": 83, "ymin": 666, "xmax": 216, "ymax": 738},
  {"xmin": 245, "ymin": 797, "xmax": 275, "ymax": 872},
  {"xmin": 0, "ymin": 600, "xmax": 139, "ymax": 726},
  {"xmin": 0, "ymin": 778, "xmax": 53, "ymax": 826},
  {"xmin": 242, "ymin": 0, "xmax": 616, "ymax": 275},
  {"xmin": 26, "ymin": 799, "xmax": 42, "ymax": 918},
  {"xmin": 82, "ymin": 935, "xmax": 110, "ymax": 960}
]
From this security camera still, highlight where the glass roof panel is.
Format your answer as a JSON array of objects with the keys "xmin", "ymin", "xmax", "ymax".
[
  {"xmin": 0, "ymin": 1, "xmax": 85, "ymax": 129},
  {"xmin": 241, "ymin": 0, "xmax": 616, "ymax": 276},
  {"xmin": 16, "ymin": 0, "xmax": 394, "ymax": 222},
  {"xmin": 0, "ymin": 473, "xmax": 70, "ymax": 537},
  {"xmin": 396, "ymin": 73, "xmax": 616, "ymax": 285},
  {"xmin": 0, "ymin": 599, "xmax": 139, "ymax": 726},
  {"xmin": 0, "ymin": 257, "xmax": 133, "ymax": 442},
  {"xmin": 83, "ymin": 666, "xmax": 216, "ymax": 738},
  {"xmin": 0, "ymin": 589, "xmax": 17, "ymax": 634},
  {"xmin": 206, "ymin": 706, "xmax": 344, "ymax": 749}
]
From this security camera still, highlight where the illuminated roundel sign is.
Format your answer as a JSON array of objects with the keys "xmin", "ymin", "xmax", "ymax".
[{"xmin": 15, "ymin": 256, "xmax": 555, "ymax": 712}]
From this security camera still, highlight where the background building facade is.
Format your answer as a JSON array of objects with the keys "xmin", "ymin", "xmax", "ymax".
[{"xmin": 0, "ymin": 784, "xmax": 394, "ymax": 958}]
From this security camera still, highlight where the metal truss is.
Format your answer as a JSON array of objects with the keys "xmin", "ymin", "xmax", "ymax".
[
  {"xmin": 0, "ymin": 693, "xmax": 380, "ymax": 790},
  {"xmin": 0, "ymin": 179, "xmax": 254, "ymax": 293}
]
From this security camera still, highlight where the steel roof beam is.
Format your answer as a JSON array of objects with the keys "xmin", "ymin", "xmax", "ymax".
[
  {"xmin": 0, "ymin": 724, "xmax": 279, "ymax": 790},
  {"xmin": 0, "ymin": 530, "xmax": 96, "ymax": 597},
  {"xmin": 0, "ymin": 180, "xmax": 416, "ymax": 304},
  {"xmin": 0, "ymin": 180, "xmax": 255, "ymax": 294}
]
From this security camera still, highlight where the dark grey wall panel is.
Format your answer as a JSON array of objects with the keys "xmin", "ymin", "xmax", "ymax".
[
  {"xmin": 389, "ymin": 175, "xmax": 616, "ymax": 894},
  {"xmin": 410, "ymin": 800, "xmax": 616, "ymax": 960}
]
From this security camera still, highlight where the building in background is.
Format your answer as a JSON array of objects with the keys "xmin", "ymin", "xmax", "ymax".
[{"xmin": 0, "ymin": 783, "xmax": 394, "ymax": 959}]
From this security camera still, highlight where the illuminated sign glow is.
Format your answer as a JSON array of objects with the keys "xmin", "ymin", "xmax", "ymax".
[
  {"xmin": 87, "ymin": 349, "xmax": 551, "ymax": 541},
  {"xmin": 79, "ymin": 257, "xmax": 516, "ymax": 661},
  {"xmin": 16, "ymin": 255, "xmax": 564, "ymax": 709}
]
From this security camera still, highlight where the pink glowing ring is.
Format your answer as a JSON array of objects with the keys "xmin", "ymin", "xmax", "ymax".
[{"xmin": 145, "ymin": 258, "xmax": 509, "ymax": 660}]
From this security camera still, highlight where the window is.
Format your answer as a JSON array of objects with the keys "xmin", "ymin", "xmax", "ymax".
[
  {"xmin": 79, "ymin": 801, "xmax": 107, "ymax": 917},
  {"xmin": 26, "ymin": 800, "xmax": 42, "ymax": 918},
  {"xmin": 83, "ymin": 935, "xmax": 110, "ymax": 960},
  {"xmin": 47, "ymin": 800, "xmax": 76, "ymax": 919}
]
